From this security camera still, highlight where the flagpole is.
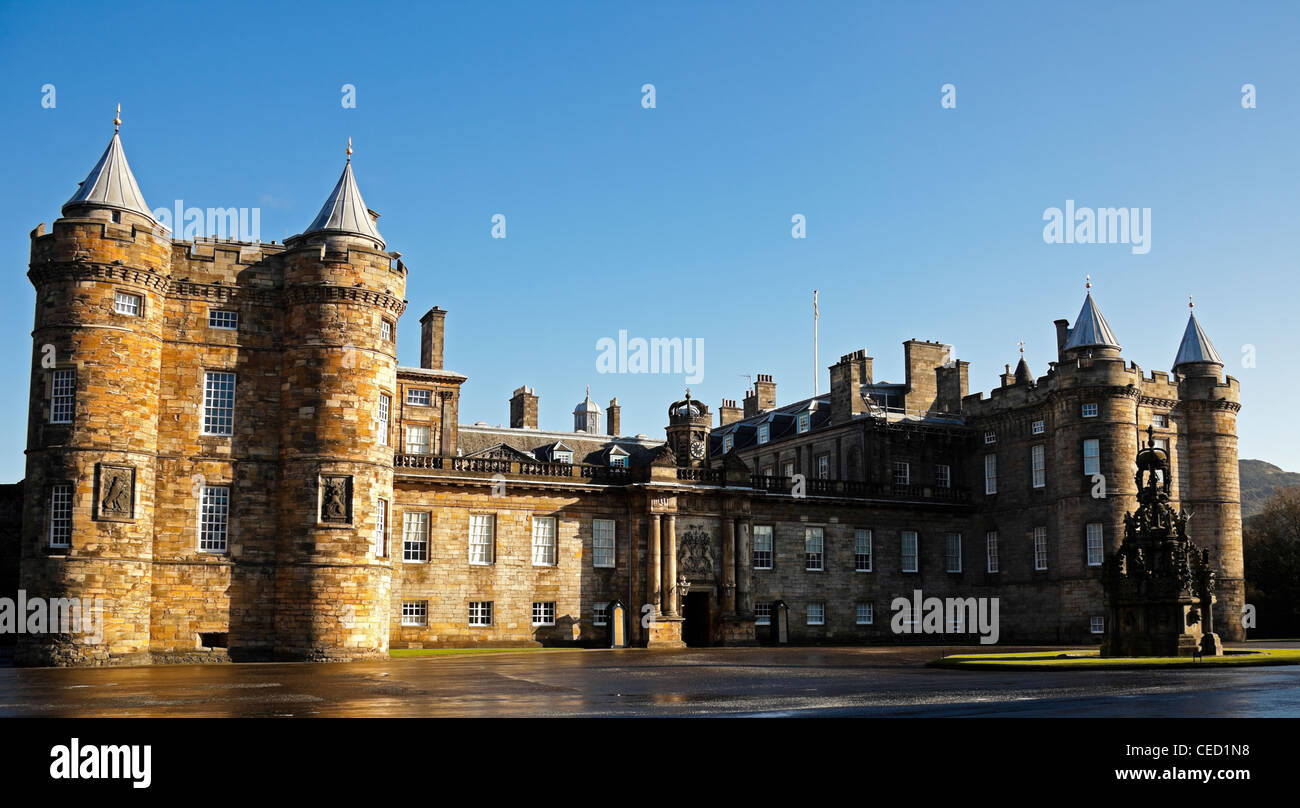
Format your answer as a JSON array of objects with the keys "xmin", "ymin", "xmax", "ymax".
[{"xmin": 813, "ymin": 289, "xmax": 819, "ymax": 396}]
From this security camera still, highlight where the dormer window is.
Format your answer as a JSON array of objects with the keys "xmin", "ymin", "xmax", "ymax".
[
  {"xmin": 722, "ymin": 435, "xmax": 734, "ymax": 453},
  {"xmin": 608, "ymin": 446, "xmax": 629, "ymax": 468},
  {"xmin": 757, "ymin": 424, "xmax": 770, "ymax": 445},
  {"xmin": 553, "ymin": 451, "xmax": 573, "ymax": 464},
  {"xmin": 797, "ymin": 413, "xmax": 810, "ymax": 434}
]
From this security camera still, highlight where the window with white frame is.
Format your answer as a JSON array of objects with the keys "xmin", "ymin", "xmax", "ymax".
[
  {"xmin": 532, "ymin": 516, "xmax": 557, "ymax": 566},
  {"xmin": 894, "ymin": 461, "xmax": 910, "ymax": 486},
  {"xmin": 1031, "ymin": 419, "xmax": 1045, "ymax": 435},
  {"xmin": 753, "ymin": 525, "xmax": 774, "ymax": 569},
  {"xmin": 401, "ymin": 601, "xmax": 427, "ymax": 626},
  {"xmin": 754, "ymin": 602, "xmax": 772, "ymax": 625},
  {"xmin": 1082, "ymin": 402, "xmax": 1098, "ymax": 418},
  {"xmin": 1031, "ymin": 444, "xmax": 1046, "ymax": 489},
  {"xmin": 1086, "ymin": 522, "xmax": 1104, "ymax": 566},
  {"xmin": 946, "ymin": 533, "xmax": 962, "ymax": 573},
  {"xmin": 552, "ymin": 449, "xmax": 573, "ymax": 464},
  {"xmin": 406, "ymin": 388, "xmax": 431, "ymax": 406},
  {"xmin": 854, "ymin": 529, "xmax": 872, "ymax": 572},
  {"xmin": 114, "ymin": 291, "xmax": 142, "ymax": 316},
  {"xmin": 609, "ymin": 451, "xmax": 628, "ymax": 468},
  {"xmin": 593, "ymin": 518, "xmax": 615, "ymax": 568},
  {"xmin": 1033, "ymin": 526, "xmax": 1048, "ymax": 571},
  {"xmin": 373, "ymin": 498, "xmax": 388, "ymax": 557},
  {"xmin": 49, "ymin": 483, "xmax": 72, "ymax": 548},
  {"xmin": 806, "ymin": 603, "xmax": 825, "ymax": 625},
  {"xmin": 403, "ymin": 511, "xmax": 429, "ymax": 562},
  {"xmin": 757, "ymin": 424, "xmax": 770, "ymax": 445},
  {"xmin": 984, "ymin": 453, "xmax": 997, "ymax": 495},
  {"xmin": 199, "ymin": 485, "xmax": 229, "ymax": 552},
  {"xmin": 901, "ymin": 531, "xmax": 918, "ymax": 572},
  {"xmin": 377, "ymin": 393, "xmax": 390, "ymax": 446},
  {"xmin": 405, "ymin": 425, "xmax": 431, "ymax": 455},
  {"xmin": 208, "ymin": 309, "xmax": 238, "ymax": 330},
  {"xmin": 816, "ymin": 455, "xmax": 830, "ymax": 480},
  {"xmin": 1152, "ymin": 413, "xmax": 1168, "ymax": 428},
  {"xmin": 593, "ymin": 602, "xmax": 609, "ymax": 626},
  {"xmin": 722, "ymin": 434, "xmax": 733, "ymax": 453},
  {"xmin": 469, "ymin": 513, "xmax": 494, "ymax": 565},
  {"xmin": 50, "ymin": 369, "xmax": 75, "ymax": 424},
  {"xmin": 986, "ymin": 531, "xmax": 999, "ymax": 573},
  {"xmin": 782, "ymin": 461, "xmax": 794, "ymax": 478},
  {"xmin": 532, "ymin": 601, "xmax": 556, "ymax": 626},
  {"xmin": 1091, "ymin": 616, "xmax": 1105, "ymax": 634},
  {"xmin": 984, "ymin": 430, "xmax": 997, "ymax": 444},
  {"xmin": 856, "ymin": 602, "xmax": 873, "ymax": 625},
  {"xmin": 935, "ymin": 464, "xmax": 951, "ymax": 488},
  {"xmin": 468, "ymin": 601, "xmax": 492, "ymax": 626},
  {"xmin": 380, "ymin": 320, "xmax": 393, "ymax": 342},
  {"xmin": 804, "ymin": 527, "xmax": 824, "ymax": 571},
  {"xmin": 1083, "ymin": 438, "xmax": 1100, "ymax": 476},
  {"xmin": 797, "ymin": 412, "xmax": 810, "ymax": 433},
  {"xmin": 202, "ymin": 371, "xmax": 236, "ymax": 435}
]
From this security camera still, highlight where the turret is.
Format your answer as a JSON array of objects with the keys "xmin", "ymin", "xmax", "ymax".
[
  {"xmin": 1061, "ymin": 277, "xmax": 1122, "ymax": 361},
  {"xmin": 573, "ymin": 387, "xmax": 601, "ymax": 434},
  {"xmin": 666, "ymin": 391, "xmax": 711, "ymax": 467},
  {"xmin": 273, "ymin": 139, "xmax": 404, "ymax": 660},
  {"xmin": 19, "ymin": 107, "xmax": 171, "ymax": 665}
]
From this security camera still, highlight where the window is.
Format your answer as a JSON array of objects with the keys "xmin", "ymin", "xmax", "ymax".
[
  {"xmin": 1091, "ymin": 616, "xmax": 1105, "ymax": 634},
  {"xmin": 49, "ymin": 484, "xmax": 72, "ymax": 548},
  {"xmin": 856, "ymin": 602, "xmax": 874, "ymax": 625},
  {"xmin": 722, "ymin": 434, "xmax": 734, "ymax": 453},
  {"xmin": 1031, "ymin": 444, "xmax": 1046, "ymax": 489},
  {"xmin": 935, "ymin": 464, "xmax": 951, "ymax": 488},
  {"xmin": 202, "ymin": 371, "xmax": 236, "ymax": 436},
  {"xmin": 593, "ymin": 518, "xmax": 616, "ymax": 568},
  {"xmin": 552, "ymin": 449, "xmax": 573, "ymax": 464},
  {"xmin": 816, "ymin": 454, "xmax": 830, "ymax": 480},
  {"xmin": 405, "ymin": 425, "xmax": 431, "ymax": 455},
  {"xmin": 854, "ymin": 529, "xmax": 872, "ymax": 572},
  {"xmin": 199, "ymin": 485, "xmax": 229, "ymax": 552},
  {"xmin": 1033, "ymin": 526, "xmax": 1048, "ymax": 571},
  {"xmin": 894, "ymin": 461, "xmax": 910, "ymax": 486},
  {"xmin": 984, "ymin": 454, "xmax": 997, "ymax": 495},
  {"xmin": 532, "ymin": 601, "xmax": 556, "ymax": 626},
  {"xmin": 593, "ymin": 603, "xmax": 609, "ymax": 626},
  {"xmin": 1082, "ymin": 438, "xmax": 1100, "ymax": 476},
  {"xmin": 946, "ymin": 533, "xmax": 962, "ymax": 573},
  {"xmin": 1152, "ymin": 413, "xmax": 1168, "ymax": 428},
  {"xmin": 761, "ymin": 465, "xmax": 774, "ymax": 477},
  {"xmin": 1031, "ymin": 419, "xmax": 1045, "ymax": 435},
  {"xmin": 377, "ymin": 394, "xmax": 390, "ymax": 446},
  {"xmin": 797, "ymin": 412, "xmax": 810, "ymax": 433},
  {"xmin": 373, "ymin": 499, "xmax": 388, "ymax": 557},
  {"xmin": 986, "ymin": 531, "xmax": 999, "ymax": 573},
  {"xmin": 609, "ymin": 451, "xmax": 628, "ymax": 468},
  {"xmin": 403, "ymin": 511, "xmax": 429, "ymax": 562},
  {"xmin": 50, "ymin": 369, "xmax": 75, "ymax": 424},
  {"xmin": 1086, "ymin": 523, "xmax": 1104, "ymax": 566},
  {"xmin": 380, "ymin": 320, "xmax": 393, "ymax": 342},
  {"xmin": 901, "ymin": 531, "xmax": 918, "ymax": 572},
  {"xmin": 806, "ymin": 603, "xmax": 825, "ymax": 625},
  {"xmin": 469, "ymin": 601, "xmax": 493, "ymax": 627},
  {"xmin": 401, "ymin": 601, "xmax": 427, "ymax": 626},
  {"xmin": 114, "ymin": 291, "xmax": 142, "ymax": 316},
  {"xmin": 804, "ymin": 527, "xmax": 824, "ymax": 571},
  {"xmin": 753, "ymin": 525, "xmax": 773, "ymax": 569},
  {"xmin": 532, "ymin": 516, "xmax": 557, "ymax": 566},
  {"xmin": 754, "ymin": 603, "xmax": 772, "ymax": 625},
  {"xmin": 406, "ymin": 388, "xmax": 431, "ymax": 406},
  {"xmin": 208, "ymin": 309, "xmax": 238, "ymax": 330},
  {"xmin": 1082, "ymin": 402, "xmax": 1098, "ymax": 418},
  {"xmin": 984, "ymin": 430, "xmax": 997, "ymax": 444},
  {"xmin": 782, "ymin": 461, "xmax": 794, "ymax": 478},
  {"xmin": 757, "ymin": 424, "xmax": 770, "ymax": 445},
  {"xmin": 469, "ymin": 513, "xmax": 494, "ymax": 565}
]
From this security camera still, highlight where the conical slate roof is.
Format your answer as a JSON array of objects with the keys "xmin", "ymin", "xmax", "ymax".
[
  {"xmin": 63, "ymin": 131, "xmax": 156, "ymax": 222},
  {"xmin": 304, "ymin": 158, "xmax": 385, "ymax": 247},
  {"xmin": 1173, "ymin": 311, "xmax": 1223, "ymax": 367},
  {"xmin": 1063, "ymin": 291, "xmax": 1121, "ymax": 352},
  {"xmin": 1014, "ymin": 355, "xmax": 1033, "ymax": 385}
]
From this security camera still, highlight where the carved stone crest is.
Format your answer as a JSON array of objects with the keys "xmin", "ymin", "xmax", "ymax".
[
  {"xmin": 678, "ymin": 524, "xmax": 715, "ymax": 578},
  {"xmin": 95, "ymin": 464, "xmax": 134, "ymax": 521},
  {"xmin": 319, "ymin": 475, "xmax": 353, "ymax": 524}
]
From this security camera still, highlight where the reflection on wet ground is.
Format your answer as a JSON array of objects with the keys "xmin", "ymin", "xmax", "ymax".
[{"xmin": 1, "ymin": 644, "xmax": 1298, "ymax": 717}]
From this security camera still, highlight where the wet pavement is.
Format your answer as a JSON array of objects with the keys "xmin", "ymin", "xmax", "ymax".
[{"xmin": 1, "ymin": 644, "xmax": 1298, "ymax": 717}]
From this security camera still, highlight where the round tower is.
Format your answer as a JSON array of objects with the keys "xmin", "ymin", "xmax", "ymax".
[
  {"xmin": 19, "ymin": 108, "xmax": 170, "ymax": 665},
  {"xmin": 1172, "ymin": 301, "xmax": 1243, "ymax": 641},
  {"xmin": 273, "ymin": 141, "xmax": 405, "ymax": 660}
]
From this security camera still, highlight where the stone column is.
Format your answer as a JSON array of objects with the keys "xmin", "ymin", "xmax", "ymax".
[
  {"xmin": 648, "ymin": 514, "xmax": 661, "ymax": 617},
  {"xmin": 722, "ymin": 517, "xmax": 736, "ymax": 614},
  {"xmin": 736, "ymin": 518, "xmax": 753, "ymax": 614},
  {"xmin": 438, "ymin": 391, "xmax": 456, "ymax": 457},
  {"xmin": 663, "ymin": 514, "xmax": 678, "ymax": 616}
]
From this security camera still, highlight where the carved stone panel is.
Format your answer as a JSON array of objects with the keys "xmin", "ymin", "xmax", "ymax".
[
  {"xmin": 678, "ymin": 524, "xmax": 715, "ymax": 579},
  {"xmin": 319, "ymin": 475, "xmax": 353, "ymax": 524},
  {"xmin": 95, "ymin": 464, "xmax": 135, "ymax": 522}
]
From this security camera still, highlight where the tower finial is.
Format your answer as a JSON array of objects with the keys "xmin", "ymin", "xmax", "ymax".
[
  {"xmin": 346, "ymin": 136, "xmax": 352, "ymax": 162},
  {"xmin": 1188, "ymin": 293, "xmax": 1194, "ymax": 310},
  {"xmin": 1018, "ymin": 339, "xmax": 1025, "ymax": 355},
  {"xmin": 114, "ymin": 103, "xmax": 121, "ymax": 133},
  {"xmin": 1085, "ymin": 274, "xmax": 1092, "ymax": 291}
]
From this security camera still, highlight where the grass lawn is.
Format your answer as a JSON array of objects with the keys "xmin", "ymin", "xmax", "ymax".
[
  {"xmin": 932, "ymin": 647, "xmax": 1300, "ymax": 670},
  {"xmin": 389, "ymin": 647, "xmax": 581, "ymax": 659}
]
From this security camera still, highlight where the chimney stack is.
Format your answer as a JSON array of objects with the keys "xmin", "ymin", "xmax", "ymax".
[
  {"xmin": 1053, "ymin": 318, "xmax": 1070, "ymax": 363},
  {"xmin": 510, "ymin": 385, "xmax": 538, "ymax": 429},
  {"xmin": 420, "ymin": 307, "xmax": 446, "ymax": 370},
  {"xmin": 719, "ymin": 399, "xmax": 743, "ymax": 426},
  {"xmin": 743, "ymin": 373, "xmax": 777, "ymax": 418},
  {"xmin": 829, "ymin": 350, "xmax": 870, "ymax": 424},
  {"xmin": 607, "ymin": 398, "xmax": 621, "ymax": 436}
]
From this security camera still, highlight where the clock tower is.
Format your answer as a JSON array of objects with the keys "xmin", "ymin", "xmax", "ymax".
[{"xmin": 666, "ymin": 390, "xmax": 711, "ymax": 467}]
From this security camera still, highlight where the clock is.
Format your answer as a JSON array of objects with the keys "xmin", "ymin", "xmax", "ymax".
[{"xmin": 690, "ymin": 439, "xmax": 705, "ymax": 460}]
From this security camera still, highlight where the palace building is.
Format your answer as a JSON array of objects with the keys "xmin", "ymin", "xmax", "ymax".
[{"xmin": 6, "ymin": 117, "xmax": 1245, "ymax": 666}]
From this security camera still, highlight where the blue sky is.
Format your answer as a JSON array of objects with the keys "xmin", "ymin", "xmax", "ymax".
[{"xmin": 0, "ymin": 1, "xmax": 1296, "ymax": 481}]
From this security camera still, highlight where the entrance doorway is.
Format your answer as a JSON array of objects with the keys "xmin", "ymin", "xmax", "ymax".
[{"xmin": 683, "ymin": 591, "xmax": 712, "ymax": 647}]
